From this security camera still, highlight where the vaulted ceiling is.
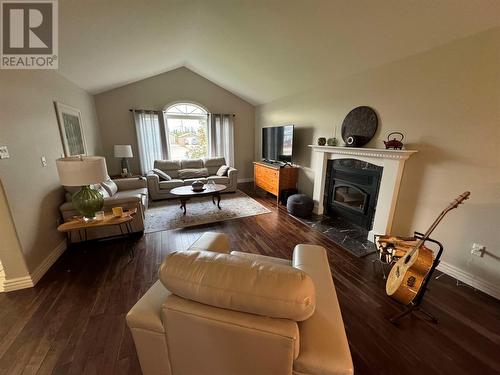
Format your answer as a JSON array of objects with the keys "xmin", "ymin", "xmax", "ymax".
[{"xmin": 59, "ymin": 0, "xmax": 500, "ymax": 105}]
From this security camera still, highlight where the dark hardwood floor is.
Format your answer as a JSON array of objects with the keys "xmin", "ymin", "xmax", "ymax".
[{"xmin": 1, "ymin": 183, "xmax": 499, "ymax": 375}]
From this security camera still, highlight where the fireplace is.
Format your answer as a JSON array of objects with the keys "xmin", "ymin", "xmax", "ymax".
[
  {"xmin": 310, "ymin": 145, "xmax": 417, "ymax": 242},
  {"xmin": 324, "ymin": 159, "xmax": 382, "ymax": 230}
]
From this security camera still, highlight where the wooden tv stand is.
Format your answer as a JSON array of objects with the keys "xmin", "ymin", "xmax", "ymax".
[{"xmin": 253, "ymin": 162, "xmax": 299, "ymax": 204}]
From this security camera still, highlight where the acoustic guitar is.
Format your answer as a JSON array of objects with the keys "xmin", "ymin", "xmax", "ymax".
[{"xmin": 386, "ymin": 192, "xmax": 470, "ymax": 305}]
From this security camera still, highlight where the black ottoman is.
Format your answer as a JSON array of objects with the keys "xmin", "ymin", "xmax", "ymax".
[{"xmin": 287, "ymin": 194, "xmax": 314, "ymax": 218}]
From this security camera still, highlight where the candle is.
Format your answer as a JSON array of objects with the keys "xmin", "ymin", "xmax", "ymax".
[{"xmin": 112, "ymin": 207, "xmax": 123, "ymax": 217}]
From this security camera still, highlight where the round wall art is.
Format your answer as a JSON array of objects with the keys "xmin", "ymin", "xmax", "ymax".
[{"xmin": 341, "ymin": 106, "xmax": 378, "ymax": 147}]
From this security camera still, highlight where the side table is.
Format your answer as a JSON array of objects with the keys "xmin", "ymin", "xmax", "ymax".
[{"xmin": 57, "ymin": 209, "xmax": 137, "ymax": 259}]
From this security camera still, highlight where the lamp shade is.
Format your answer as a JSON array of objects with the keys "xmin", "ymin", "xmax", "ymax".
[
  {"xmin": 56, "ymin": 156, "xmax": 108, "ymax": 186},
  {"xmin": 114, "ymin": 145, "xmax": 133, "ymax": 158}
]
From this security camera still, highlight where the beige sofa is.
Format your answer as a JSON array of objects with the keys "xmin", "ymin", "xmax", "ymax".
[
  {"xmin": 126, "ymin": 232, "xmax": 353, "ymax": 375},
  {"xmin": 59, "ymin": 177, "xmax": 148, "ymax": 241},
  {"xmin": 146, "ymin": 157, "xmax": 237, "ymax": 201}
]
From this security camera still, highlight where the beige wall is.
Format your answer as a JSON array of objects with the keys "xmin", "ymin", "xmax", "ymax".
[
  {"xmin": 0, "ymin": 70, "xmax": 102, "ymax": 275},
  {"xmin": 256, "ymin": 28, "xmax": 500, "ymax": 293},
  {"xmin": 0, "ymin": 181, "xmax": 29, "ymax": 279},
  {"xmin": 94, "ymin": 67, "xmax": 255, "ymax": 179}
]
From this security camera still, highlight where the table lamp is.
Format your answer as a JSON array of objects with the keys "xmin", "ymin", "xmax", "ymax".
[
  {"xmin": 56, "ymin": 156, "xmax": 108, "ymax": 220},
  {"xmin": 114, "ymin": 145, "xmax": 133, "ymax": 177}
]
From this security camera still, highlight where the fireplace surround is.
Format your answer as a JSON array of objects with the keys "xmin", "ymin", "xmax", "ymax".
[{"xmin": 309, "ymin": 145, "xmax": 417, "ymax": 242}]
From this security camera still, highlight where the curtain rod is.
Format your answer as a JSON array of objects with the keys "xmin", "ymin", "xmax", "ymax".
[{"xmin": 129, "ymin": 109, "xmax": 235, "ymax": 116}]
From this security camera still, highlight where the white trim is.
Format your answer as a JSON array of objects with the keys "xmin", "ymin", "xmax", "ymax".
[
  {"xmin": 1, "ymin": 240, "xmax": 66, "ymax": 293},
  {"xmin": 437, "ymin": 261, "xmax": 500, "ymax": 300},
  {"xmin": 309, "ymin": 145, "xmax": 417, "ymax": 160},
  {"xmin": 0, "ymin": 261, "xmax": 4, "ymax": 293},
  {"xmin": 3, "ymin": 275, "xmax": 33, "ymax": 292},
  {"xmin": 30, "ymin": 240, "xmax": 67, "ymax": 285},
  {"xmin": 237, "ymin": 178, "xmax": 254, "ymax": 183}
]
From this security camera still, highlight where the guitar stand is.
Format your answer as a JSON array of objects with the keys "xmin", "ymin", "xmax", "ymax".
[{"xmin": 390, "ymin": 232, "xmax": 443, "ymax": 325}]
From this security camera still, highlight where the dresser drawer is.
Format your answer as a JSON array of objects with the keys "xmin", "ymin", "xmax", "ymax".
[
  {"xmin": 255, "ymin": 166, "xmax": 278, "ymax": 180},
  {"xmin": 256, "ymin": 178, "xmax": 278, "ymax": 195}
]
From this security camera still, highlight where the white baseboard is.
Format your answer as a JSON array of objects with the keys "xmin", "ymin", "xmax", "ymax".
[
  {"xmin": 3, "ymin": 275, "xmax": 34, "ymax": 292},
  {"xmin": 237, "ymin": 178, "xmax": 254, "ymax": 183},
  {"xmin": 2, "ymin": 239, "xmax": 66, "ymax": 293},
  {"xmin": 30, "ymin": 240, "xmax": 67, "ymax": 285},
  {"xmin": 0, "ymin": 262, "xmax": 4, "ymax": 293},
  {"xmin": 437, "ymin": 261, "xmax": 500, "ymax": 300}
]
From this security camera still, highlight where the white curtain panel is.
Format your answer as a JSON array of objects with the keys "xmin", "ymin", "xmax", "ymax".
[
  {"xmin": 133, "ymin": 110, "xmax": 169, "ymax": 174},
  {"xmin": 209, "ymin": 114, "xmax": 235, "ymax": 167}
]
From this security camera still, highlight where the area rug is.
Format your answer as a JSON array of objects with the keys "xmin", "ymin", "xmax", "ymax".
[{"xmin": 145, "ymin": 190, "xmax": 271, "ymax": 233}]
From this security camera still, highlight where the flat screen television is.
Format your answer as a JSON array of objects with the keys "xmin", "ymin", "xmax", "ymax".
[{"xmin": 262, "ymin": 125, "xmax": 294, "ymax": 163}]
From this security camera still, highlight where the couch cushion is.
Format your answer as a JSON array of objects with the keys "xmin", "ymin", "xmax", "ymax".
[
  {"xmin": 159, "ymin": 251, "xmax": 316, "ymax": 321},
  {"xmin": 178, "ymin": 168, "xmax": 209, "ymax": 179},
  {"xmin": 183, "ymin": 177, "xmax": 208, "ymax": 186},
  {"xmin": 101, "ymin": 178, "xmax": 118, "ymax": 196},
  {"xmin": 203, "ymin": 157, "xmax": 226, "ymax": 175},
  {"xmin": 154, "ymin": 160, "xmax": 181, "ymax": 178},
  {"xmin": 181, "ymin": 159, "xmax": 203, "ymax": 169},
  {"xmin": 159, "ymin": 179, "xmax": 184, "ymax": 190},
  {"xmin": 206, "ymin": 176, "xmax": 229, "ymax": 185},
  {"xmin": 230, "ymin": 251, "xmax": 292, "ymax": 266},
  {"xmin": 152, "ymin": 168, "xmax": 171, "ymax": 181},
  {"xmin": 108, "ymin": 189, "xmax": 146, "ymax": 203}
]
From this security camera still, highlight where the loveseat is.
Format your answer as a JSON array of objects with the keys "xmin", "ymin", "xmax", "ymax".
[
  {"xmin": 126, "ymin": 232, "xmax": 353, "ymax": 375},
  {"xmin": 59, "ymin": 177, "xmax": 148, "ymax": 241},
  {"xmin": 146, "ymin": 157, "xmax": 237, "ymax": 201}
]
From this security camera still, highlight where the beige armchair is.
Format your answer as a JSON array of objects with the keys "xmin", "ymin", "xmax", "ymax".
[{"xmin": 126, "ymin": 232, "xmax": 353, "ymax": 375}]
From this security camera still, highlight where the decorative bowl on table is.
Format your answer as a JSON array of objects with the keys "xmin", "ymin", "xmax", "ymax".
[{"xmin": 191, "ymin": 180, "xmax": 205, "ymax": 192}]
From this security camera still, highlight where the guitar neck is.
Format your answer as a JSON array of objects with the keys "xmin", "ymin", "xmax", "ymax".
[
  {"xmin": 407, "ymin": 210, "xmax": 449, "ymax": 258},
  {"xmin": 404, "ymin": 192, "xmax": 470, "ymax": 260}
]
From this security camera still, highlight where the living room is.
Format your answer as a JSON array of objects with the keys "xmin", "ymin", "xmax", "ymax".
[{"xmin": 0, "ymin": 1, "xmax": 499, "ymax": 374}]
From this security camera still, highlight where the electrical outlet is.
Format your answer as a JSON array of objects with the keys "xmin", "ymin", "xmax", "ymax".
[
  {"xmin": 471, "ymin": 243, "xmax": 486, "ymax": 257},
  {"xmin": 0, "ymin": 146, "xmax": 10, "ymax": 159}
]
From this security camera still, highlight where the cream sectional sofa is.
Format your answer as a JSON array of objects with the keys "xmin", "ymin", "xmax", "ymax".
[
  {"xmin": 126, "ymin": 232, "xmax": 353, "ymax": 375},
  {"xmin": 146, "ymin": 157, "xmax": 238, "ymax": 201}
]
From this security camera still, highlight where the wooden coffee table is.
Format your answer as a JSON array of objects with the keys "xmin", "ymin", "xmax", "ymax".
[{"xmin": 170, "ymin": 184, "xmax": 227, "ymax": 215}]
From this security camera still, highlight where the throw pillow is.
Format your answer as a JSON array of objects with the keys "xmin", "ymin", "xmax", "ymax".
[
  {"xmin": 153, "ymin": 168, "xmax": 172, "ymax": 181},
  {"xmin": 91, "ymin": 184, "xmax": 110, "ymax": 198},
  {"xmin": 101, "ymin": 178, "xmax": 118, "ymax": 196},
  {"xmin": 216, "ymin": 165, "xmax": 230, "ymax": 177},
  {"xmin": 178, "ymin": 168, "xmax": 209, "ymax": 179}
]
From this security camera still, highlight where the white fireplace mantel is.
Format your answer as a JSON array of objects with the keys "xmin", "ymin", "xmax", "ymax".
[{"xmin": 309, "ymin": 145, "xmax": 418, "ymax": 242}]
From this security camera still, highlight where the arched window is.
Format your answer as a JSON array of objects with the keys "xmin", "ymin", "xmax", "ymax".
[{"xmin": 165, "ymin": 103, "xmax": 208, "ymax": 160}]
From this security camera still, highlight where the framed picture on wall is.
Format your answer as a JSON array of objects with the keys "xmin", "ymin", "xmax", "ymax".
[{"xmin": 54, "ymin": 102, "xmax": 87, "ymax": 156}]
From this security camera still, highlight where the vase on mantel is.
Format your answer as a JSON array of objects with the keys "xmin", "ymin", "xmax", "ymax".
[{"xmin": 327, "ymin": 137, "xmax": 338, "ymax": 146}]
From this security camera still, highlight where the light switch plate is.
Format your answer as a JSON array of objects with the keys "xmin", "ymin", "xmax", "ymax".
[
  {"xmin": 0, "ymin": 146, "xmax": 9, "ymax": 159},
  {"xmin": 41, "ymin": 156, "xmax": 47, "ymax": 167}
]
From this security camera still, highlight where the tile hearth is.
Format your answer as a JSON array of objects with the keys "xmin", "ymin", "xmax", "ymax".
[{"xmin": 294, "ymin": 214, "xmax": 377, "ymax": 258}]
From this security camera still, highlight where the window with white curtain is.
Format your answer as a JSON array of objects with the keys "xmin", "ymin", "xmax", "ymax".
[
  {"xmin": 133, "ymin": 103, "xmax": 234, "ymax": 173},
  {"xmin": 165, "ymin": 103, "xmax": 209, "ymax": 160},
  {"xmin": 133, "ymin": 110, "xmax": 167, "ymax": 174}
]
